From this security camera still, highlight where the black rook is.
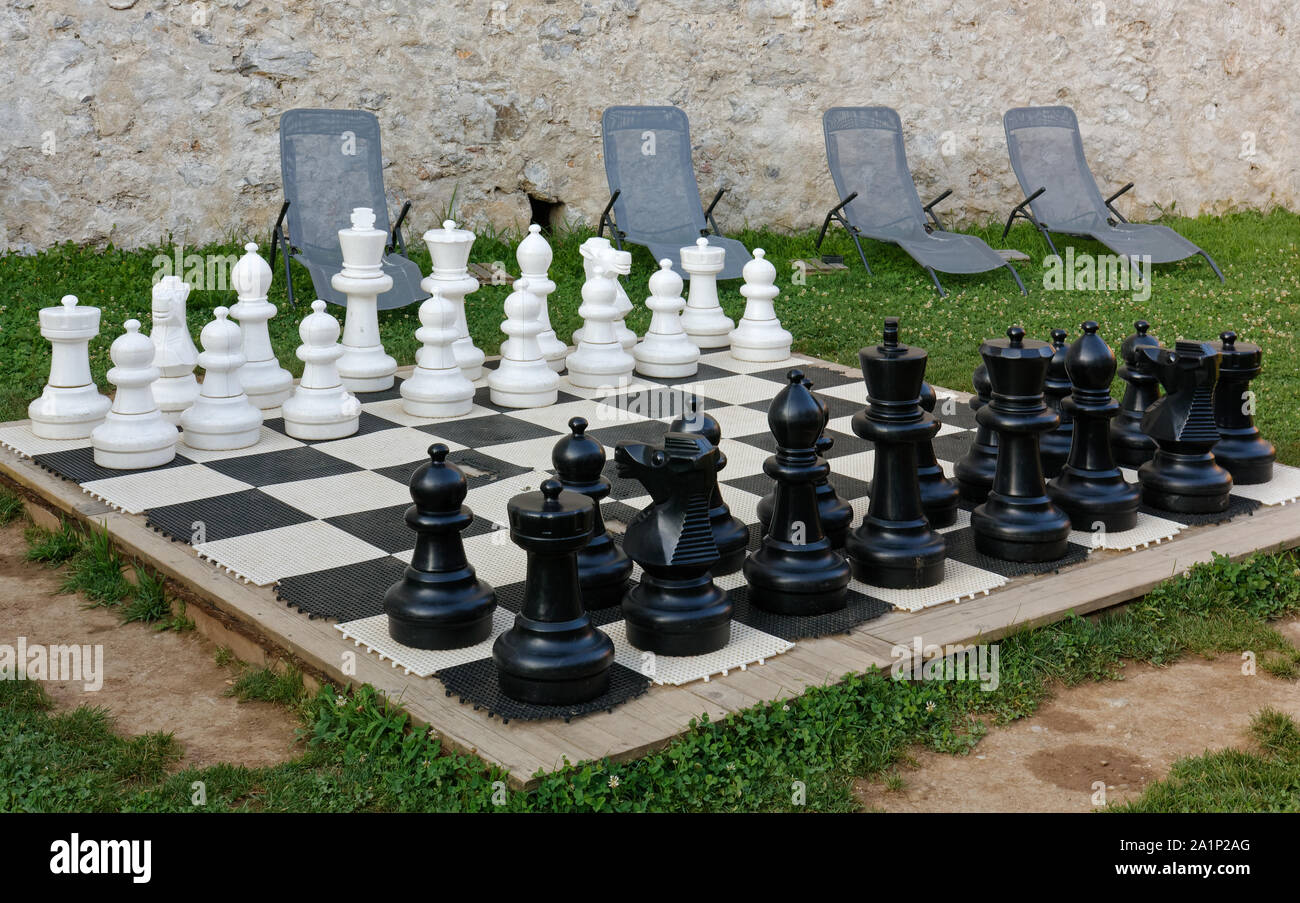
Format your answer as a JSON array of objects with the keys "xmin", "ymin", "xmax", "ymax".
[{"xmin": 1211, "ymin": 331, "xmax": 1275, "ymax": 485}]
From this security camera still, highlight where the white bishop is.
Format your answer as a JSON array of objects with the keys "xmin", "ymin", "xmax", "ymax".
[
  {"xmin": 728, "ymin": 249, "xmax": 792, "ymax": 362},
  {"xmin": 229, "ymin": 242, "xmax": 293, "ymax": 410},
  {"xmin": 516, "ymin": 224, "xmax": 568, "ymax": 371}
]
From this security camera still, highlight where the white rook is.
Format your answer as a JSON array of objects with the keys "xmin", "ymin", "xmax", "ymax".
[
  {"xmin": 229, "ymin": 242, "xmax": 293, "ymax": 410},
  {"xmin": 728, "ymin": 249, "xmax": 792, "ymax": 362},
  {"xmin": 28, "ymin": 295, "xmax": 110, "ymax": 439},
  {"xmin": 92, "ymin": 320, "xmax": 179, "ymax": 469},
  {"xmin": 335, "ymin": 208, "xmax": 397, "ymax": 392},
  {"xmin": 423, "ymin": 220, "xmax": 485, "ymax": 380},
  {"xmin": 679, "ymin": 237, "xmax": 734, "ymax": 349},
  {"xmin": 148, "ymin": 275, "xmax": 200, "ymax": 424}
]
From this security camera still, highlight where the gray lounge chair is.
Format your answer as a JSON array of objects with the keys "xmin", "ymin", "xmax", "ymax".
[
  {"xmin": 271, "ymin": 108, "xmax": 428, "ymax": 309},
  {"xmin": 1001, "ymin": 106, "xmax": 1223, "ymax": 281},
  {"xmin": 816, "ymin": 107, "xmax": 1026, "ymax": 296},
  {"xmin": 599, "ymin": 106, "xmax": 752, "ymax": 280}
]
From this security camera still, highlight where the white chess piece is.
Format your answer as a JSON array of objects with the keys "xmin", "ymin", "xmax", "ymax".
[
  {"xmin": 91, "ymin": 320, "xmax": 178, "ymax": 469},
  {"xmin": 576, "ymin": 236, "xmax": 637, "ymax": 349},
  {"xmin": 565, "ymin": 266, "xmax": 636, "ymax": 389},
  {"xmin": 728, "ymin": 249, "xmax": 792, "ymax": 362},
  {"xmin": 334, "ymin": 208, "xmax": 397, "ymax": 392},
  {"xmin": 634, "ymin": 259, "xmax": 700, "ymax": 379},
  {"xmin": 229, "ymin": 242, "xmax": 293, "ymax": 410},
  {"xmin": 148, "ymin": 275, "xmax": 200, "ymax": 424},
  {"xmin": 516, "ymin": 224, "xmax": 568, "ymax": 371},
  {"xmin": 180, "ymin": 307, "xmax": 263, "ymax": 451},
  {"xmin": 679, "ymin": 237, "xmax": 734, "ymax": 349},
  {"xmin": 282, "ymin": 300, "xmax": 362, "ymax": 440},
  {"xmin": 488, "ymin": 277, "xmax": 560, "ymax": 408},
  {"xmin": 28, "ymin": 295, "xmax": 110, "ymax": 439},
  {"xmin": 422, "ymin": 220, "xmax": 485, "ymax": 379},
  {"xmin": 401, "ymin": 289, "xmax": 476, "ymax": 418}
]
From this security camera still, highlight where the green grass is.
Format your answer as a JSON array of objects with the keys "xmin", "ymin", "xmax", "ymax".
[
  {"xmin": 2, "ymin": 547, "xmax": 1297, "ymax": 812},
  {"xmin": 1111, "ymin": 709, "xmax": 1300, "ymax": 813},
  {"xmin": 1, "ymin": 209, "xmax": 1296, "ymax": 462},
  {"xmin": 23, "ymin": 520, "xmax": 83, "ymax": 565},
  {"xmin": 0, "ymin": 489, "xmax": 24, "ymax": 526}
]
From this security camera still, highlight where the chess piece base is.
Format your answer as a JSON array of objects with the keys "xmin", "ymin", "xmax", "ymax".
[
  {"xmin": 1139, "ymin": 452, "xmax": 1233, "ymax": 513},
  {"xmin": 971, "ymin": 494, "xmax": 1072, "ymax": 561},
  {"xmin": 401, "ymin": 370, "xmax": 474, "ymax": 419},
  {"xmin": 282, "ymin": 388, "xmax": 360, "ymax": 440},
  {"xmin": 153, "ymin": 375, "xmax": 200, "ymax": 425},
  {"xmin": 712, "ymin": 520, "xmax": 749, "ymax": 577},
  {"xmin": 622, "ymin": 575, "xmax": 732, "ymax": 656},
  {"xmin": 634, "ymin": 358, "xmax": 698, "ymax": 379},
  {"xmin": 919, "ymin": 470, "xmax": 959, "ymax": 528},
  {"xmin": 1048, "ymin": 468, "xmax": 1139, "ymax": 532},
  {"xmin": 488, "ymin": 385, "xmax": 559, "ymax": 409},
  {"xmin": 846, "ymin": 520, "xmax": 946, "ymax": 589},
  {"xmin": 338, "ymin": 370, "xmax": 395, "ymax": 393},
  {"xmin": 92, "ymin": 414, "xmax": 178, "ymax": 470},
  {"xmin": 493, "ymin": 615, "xmax": 614, "ymax": 705},
  {"xmin": 180, "ymin": 396, "xmax": 262, "ymax": 451},
  {"xmin": 1213, "ymin": 434, "xmax": 1276, "ymax": 485},
  {"xmin": 384, "ymin": 568, "xmax": 495, "ymax": 650},
  {"xmin": 1112, "ymin": 418, "xmax": 1156, "ymax": 468},
  {"xmin": 954, "ymin": 450, "xmax": 997, "ymax": 503},
  {"xmin": 28, "ymin": 385, "xmax": 111, "ymax": 440},
  {"xmin": 744, "ymin": 543, "xmax": 850, "ymax": 614},
  {"xmin": 578, "ymin": 539, "xmax": 633, "ymax": 609}
]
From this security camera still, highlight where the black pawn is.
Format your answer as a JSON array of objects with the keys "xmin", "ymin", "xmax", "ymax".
[
  {"xmin": 1211, "ymin": 331, "xmax": 1275, "ymax": 484},
  {"xmin": 954, "ymin": 363, "xmax": 998, "ymax": 503},
  {"xmin": 918, "ymin": 380, "xmax": 959, "ymax": 528},
  {"xmin": 1138, "ymin": 341, "xmax": 1233, "ymax": 513},
  {"xmin": 846, "ymin": 318, "xmax": 946, "ymax": 588},
  {"xmin": 1047, "ymin": 322, "xmax": 1140, "ymax": 532},
  {"xmin": 971, "ymin": 326, "xmax": 1072, "ymax": 561},
  {"xmin": 383, "ymin": 444, "xmax": 496, "ymax": 650},
  {"xmin": 669, "ymin": 403, "xmax": 749, "ymax": 576},
  {"xmin": 1040, "ymin": 328, "xmax": 1073, "ymax": 478},
  {"xmin": 1112, "ymin": 320, "xmax": 1161, "ymax": 467},
  {"xmin": 745, "ymin": 370, "xmax": 851, "ymax": 614},
  {"xmin": 492, "ymin": 479, "xmax": 614, "ymax": 705},
  {"xmin": 552, "ymin": 417, "xmax": 632, "ymax": 608},
  {"xmin": 616, "ymin": 433, "xmax": 732, "ymax": 655},
  {"xmin": 756, "ymin": 384, "xmax": 853, "ymax": 549}
]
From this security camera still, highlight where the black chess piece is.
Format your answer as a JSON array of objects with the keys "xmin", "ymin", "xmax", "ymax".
[
  {"xmin": 954, "ymin": 363, "xmax": 998, "ymax": 503},
  {"xmin": 971, "ymin": 326, "xmax": 1073, "ymax": 561},
  {"xmin": 615, "ymin": 432, "xmax": 733, "ymax": 655},
  {"xmin": 669, "ymin": 402, "xmax": 749, "ymax": 576},
  {"xmin": 1211, "ymin": 331, "xmax": 1275, "ymax": 485},
  {"xmin": 383, "ymin": 444, "xmax": 497, "ymax": 650},
  {"xmin": 492, "ymin": 479, "xmax": 614, "ymax": 705},
  {"xmin": 1047, "ymin": 322, "xmax": 1140, "ymax": 532},
  {"xmin": 552, "ymin": 417, "xmax": 632, "ymax": 608},
  {"xmin": 1040, "ymin": 328, "xmax": 1073, "ymax": 478},
  {"xmin": 744, "ymin": 370, "xmax": 852, "ymax": 614},
  {"xmin": 1138, "ymin": 341, "xmax": 1233, "ymax": 513},
  {"xmin": 845, "ymin": 318, "xmax": 946, "ymax": 588},
  {"xmin": 757, "ymin": 383, "xmax": 853, "ymax": 549},
  {"xmin": 1112, "ymin": 320, "xmax": 1161, "ymax": 467},
  {"xmin": 918, "ymin": 380, "xmax": 959, "ymax": 528}
]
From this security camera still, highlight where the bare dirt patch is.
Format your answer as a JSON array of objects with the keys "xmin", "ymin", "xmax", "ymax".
[
  {"xmin": 855, "ymin": 631, "xmax": 1300, "ymax": 812},
  {"xmin": 0, "ymin": 521, "xmax": 300, "ymax": 770}
]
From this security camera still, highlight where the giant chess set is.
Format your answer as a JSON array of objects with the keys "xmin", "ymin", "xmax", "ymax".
[{"xmin": 4, "ymin": 209, "xmax": 1298, "ymax": 721}]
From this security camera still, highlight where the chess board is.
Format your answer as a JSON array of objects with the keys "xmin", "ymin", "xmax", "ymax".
[{"xmin": 3, "ymin": 349, "xmax": 1296, "ymax": 722}]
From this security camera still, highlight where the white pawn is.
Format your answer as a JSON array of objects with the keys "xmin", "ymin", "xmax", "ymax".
[
  {"xmin": 634, "ymin": 260, "xmax": 700, "ymax": 379},
  {"xmin": 488, "ymin": 277, "xmax": 560, "ymax": 408},
  {"xmin": 92, "ymin": 320, "xmax": 178, "ymax": 469},
  {"xmin": 401, "ymin": 289, "xmax": 475, "ymax": 418},
  {"xmin": 576, "ymin": 237, "xmax": 637, "ymax": 349},
  {"xmin": 680, "ymin": 237, "xmax": 734, "ymax": 349},
  {"xmin": 515, "ymin": 224, "xmax": 568, "ymax": 371},
  {"xmin": 282, "ymin": 301, "xmax": 362, "ymax": 440},
  {"xmin": 29, "ymin": 295, "xmax": 110, "ymax": 439},
  {"xmin": 729, "ymin": 249, "xmax": 792, "ymax": 362},
  {"xmin": 422, "ymin": 220, "xmax": 485, "ymax": 379},
  {"xmin": 566, "ymin": 266, "xmax": 636, "ymax": 389},
  {"xmin": 230, "ymin": 242, "xmax": 293, "ymax": 410},
  {"xmin": 148, "ymin": 276, "xmax": 200, "ymax": 424},
  {"xmin": 334, "ymin": 208, "xmax": 397, "ymax": 392},
  {"xmin": 180, "ymin": 307, "xmax": 263, "ymax": 451}
]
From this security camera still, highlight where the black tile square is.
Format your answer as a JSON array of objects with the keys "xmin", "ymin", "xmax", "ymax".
[
  {"xmin": 203, "ymin": 446, "xmax": 362, "ymax": 486},
  {"xmin": 729, "ymin": 583, "xmax": 890, "ymax": 641},
  {"xmin": 352, "ymin": 376, "xmax": 406, "ymax": 404},
  {"xmin": 822, "ymin": 428, "xmax": 873, "ymax": 459},
  {"xmin": 146, "ymin": 489, "xmax": 315, "ymax": 543},
  {"xmin": 275, "ymin": 555, "xmax": 408, "ymax": 622},
  {"xmin": 472, "ymin": 385, "xmax": 581, "ymax": 413},
  {"xmin": 372, "ymin": 448, "xmax": 534, "ymax": 491},
  {"xmin": 327, "ymin": 505, "xmax": 499, "ymax": 553},
  {"xmin": 943, "ymin": 527, "xmax": 1090, "ymax": 577},
  {"xmin": 931, "ymin": 431, "xmax": 976, "ymax": 465},
  {"xmin": 602, "ymin": 459, "xmax": 648, "ymax": 501},
  {"xmin": 591, "ymin": 385, "xmax": 704, "ymax": 424},
  {"xmin": 417, "ymin": 413, "xmax": 558, "ymax": 447},
  {"xmin": 751, "ymin": 364, "xmax": 858, "ymax": 390},
  {"xmin": 732, "ymin": 431, "xmax": 778, "ymax": 454},
  {"xmin": 586, "ymin": 418, "xmax": 671, "ymax": 451},
  {"xmin": 436, "ymin": 658, "xmax": 649, "ymax": 723},
  {"xmin": 34, "ymin": 446, "xmax": 194, "ymax": 485},
  {"xmin": 934, "ymin": 396, "xmax": 979, "ymax": 430},
  {"xmin": 637, "ymin": 362, "xmax": 732, "ymax": 387},
  {"xmin": 263, "ymin": 410, "xmax": 402, "ymax": 443}
]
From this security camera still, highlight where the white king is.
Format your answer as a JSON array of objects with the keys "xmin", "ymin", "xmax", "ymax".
[{"xmin": 334, "ymin": 208, "xmax": 397, "ymax": 392}]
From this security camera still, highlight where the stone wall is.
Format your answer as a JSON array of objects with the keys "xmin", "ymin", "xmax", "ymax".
[{"xmin": 2, "ymin": 0, "xmax": 1295, "ymax": 251}]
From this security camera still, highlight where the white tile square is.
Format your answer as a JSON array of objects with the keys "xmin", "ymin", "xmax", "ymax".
[
  {"xmin": 692, "ymin": 374, "xmax": 785, "ymax": 405},
  {"xmin": 707, "ymin": 404, "xmax": 773, "ymax": 438},
  {"xmin": 178, "ymin": 426, "xmax": 305, "ymax": 462},
  {"xmin": 196, "ymin": 520, "xmax": 388, "ymax": 585},
  {"xmin": 82, "ymin": 464, "xmax": 253, "ymax": 515},
  {"xmin": 260, "ymin": 470, "xmax": 416, "ymax": 519},
  {"xmin": 851, "ymin": 559, "xmax": 1007, "ymax": 612},
  {"xmin": 718, "ymin": 440, "xmax": 771, "ymax": 478},
  {"xmin": 459, "ymin": 529, "xmax": 527, "ymax": 588},
  {"xmin": 505, "ymin": 399, "xmax": 651, "ymax": 434},
  {"xmin": 461, "ymin": 470, "xmax": 554, "ymax": 528},
  {"xmin": 360, "ymin": 397, "xmax": 497, "ymax": 428},
  {"xmin": 336, "ymin": 607, "xmax": 516, "ymax": 678},
  {"xmin": 815, "ymin": 382, "xmax": 867, "ymax": 404},
  {"xmin": 313, "ymin": 428, "xmax": 465, "ymax": 468},
  {"xmin": 472, "ymin": 436, "xmax": 562, "ymax": 472},
  {"xmin": 605, "ymin": 619, "xmax": 794, "ymax": 686},
  {"xmin": 0, "ymin": 424, "xmax": 93, "ymax": 458}
]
